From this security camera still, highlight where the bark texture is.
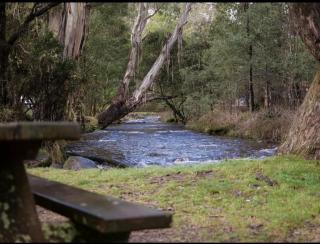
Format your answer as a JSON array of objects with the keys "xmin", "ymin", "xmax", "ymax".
[
  {"xmin": 42, "ymin": 3, "xmax": 90, "ymax": 121},
  {"xmin": 98, "ymin": 3, "xmax": 193, "ymax": 128},
  {"xmin": 288, "ymin": 3, "xmax": 320, "ymax": 62},
  {"xmin": 48, "ymin": 3, "xmax": 90, "ymax": 59},
  {"xmin": 279, "ymin": 70, "xmax": 320, "ymax": 159},
  {"xmin": 119, "ymin": 3, "xmax": 149, "ymax": 101},
  {"xmin": 279, "ymin": 3, "xmax": 320, "ymax": 159}
]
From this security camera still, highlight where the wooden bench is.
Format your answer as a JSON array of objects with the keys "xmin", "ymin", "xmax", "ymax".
[
  {"xmin": 0, "ymin": 122, "xmax": 172, "ymax": 242},
  {"xmin": 28, "ymin": 175, "xmax": 172, "ymax": 242}
]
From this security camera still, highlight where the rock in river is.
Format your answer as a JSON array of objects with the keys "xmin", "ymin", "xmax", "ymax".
[
  {"xmin": 64, "ymin": 156, "xmax": 97, "ymax": 170},
  {"xmin": 65, "ymin": 140, "xmax": 129, "ymax": 168}
]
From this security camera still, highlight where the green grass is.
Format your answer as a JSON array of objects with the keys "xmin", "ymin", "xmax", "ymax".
[{"xmin": 28, "ymin": 156, "xmax": 320, "ymax": 242}]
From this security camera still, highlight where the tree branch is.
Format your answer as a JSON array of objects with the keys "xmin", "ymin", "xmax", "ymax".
[
  {"xmin": 132, "ymin": 3, "xmax": 193, "ymax": 102},
  {"xmin": 145, "ymin": 4, "xmax": 162, "ymax": 20},
  {"xmin": 8, "ymin": 2, "xmax": 61, "ymax": 46},
  {"xmin": 145, "ymin": 95, "xmax": 178, "ymax": 102}
]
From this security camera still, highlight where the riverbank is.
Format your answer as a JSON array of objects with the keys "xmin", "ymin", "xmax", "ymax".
[
  {"xmin": 160, "ymin": 108, "xmax": 294, "ymax": 144},
  {"xmin": 29, "ymin": 155, "xmax": 320, "ymax": 242}
]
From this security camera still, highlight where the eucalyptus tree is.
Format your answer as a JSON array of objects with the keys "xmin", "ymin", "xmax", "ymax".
[
  {"xmin": 279, "ymin": 3, "xmax": 320, "ymax": 159},
  {"xmin": 98, "ymin": 3, "xmax": 193, "ymax": 128}
]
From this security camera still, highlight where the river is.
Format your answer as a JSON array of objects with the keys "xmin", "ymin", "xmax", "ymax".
[{"xmin": 66, "ymin": 115, "xmax": 276, "ymax": 168}]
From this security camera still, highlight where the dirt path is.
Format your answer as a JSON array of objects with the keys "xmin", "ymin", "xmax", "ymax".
[
  {"xmin": 37, "ymin": 207, "xmax": 190, "ymax": 242},
  {"xmin": 37, "ymin": 203, "xmax": 320, "ymax": 243}
]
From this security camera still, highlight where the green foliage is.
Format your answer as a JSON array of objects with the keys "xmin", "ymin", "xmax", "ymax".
[
  {"xmin": 0, "ymin": 107, "xmax": 17, "ymax": 122},
  {"xmin": 159, "ymin": 3, "xmax": 317, "ymax": 121},
  {"xmin": 11, "ymin": 28, "xmax": 76, "ymax": 120}
]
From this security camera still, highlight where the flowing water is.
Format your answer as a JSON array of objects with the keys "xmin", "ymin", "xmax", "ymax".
[{"xmin": 66, "ymin": 115, "xmax": 277, "ymax": 167}]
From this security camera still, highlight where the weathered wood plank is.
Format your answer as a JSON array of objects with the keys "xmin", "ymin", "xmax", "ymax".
[
  {"xmin": 0, "ymin": 122, "xmax": 80, "ymax": 141},
  {"xmin": 28, "ymin": 175, "xmax": 172, "ymax": 234}
]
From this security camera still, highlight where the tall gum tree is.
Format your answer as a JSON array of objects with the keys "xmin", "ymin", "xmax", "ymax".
[
  {"xmin": 48, "ymin": 2, "xmax": 90, "ymax": 60},
  {"xmin": 279, "ymin": 3, "xmax": 320, "ymax": 159},
  {"xmin": 35, "ymin": 2, "xmax": 91, "ymax": 121}
]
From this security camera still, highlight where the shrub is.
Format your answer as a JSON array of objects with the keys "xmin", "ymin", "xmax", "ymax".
[{"xmin": 0, "ymin": 106, "xmax": 25, "ymax": 122}]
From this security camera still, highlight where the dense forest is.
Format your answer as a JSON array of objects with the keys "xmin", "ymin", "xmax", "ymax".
[{"xmin": 0, "ymin": 2, "xmax": 319, "ymax": 158}]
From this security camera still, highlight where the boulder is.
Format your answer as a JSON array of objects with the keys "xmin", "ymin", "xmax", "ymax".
[
  {"xmin": 63, "ymin": 156, "xmax": 97, "ymax": 170},
  {"xmin": 65, "ymin": 141, "xmax": 129, "ymax": 167}
]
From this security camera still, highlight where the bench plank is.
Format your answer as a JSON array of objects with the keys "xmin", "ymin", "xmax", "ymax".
[
  {"xmin": 28, "ymin": 175, "xmax": 172, "ymax": 234},
  {"xmin": 0, "ymin": 122, "xmax": 80, "ymax": 141}
]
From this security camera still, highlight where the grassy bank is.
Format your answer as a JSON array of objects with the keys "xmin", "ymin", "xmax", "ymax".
[
  {"xmin": 29, "ymin": 156, "xmax": 320, "ymax": 242},
  {"xmin": 185, "ymin": 108, "xmax": 294, "ymax": 144}
]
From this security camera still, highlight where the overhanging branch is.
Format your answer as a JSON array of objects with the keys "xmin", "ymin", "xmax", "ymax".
[{"xmin": 8, "ymin": 2, "xmax": 61, "ymax": 46}]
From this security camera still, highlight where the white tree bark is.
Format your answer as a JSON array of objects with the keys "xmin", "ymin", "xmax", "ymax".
[
  {"xmin": 48, "ymin": 3, "xmax": 90, "ymax": 59},
  {"xmin": 132, "ymin": 3, "xmax": 192, "ymax": 103},
  {"xmin": 98, "ymin": 3, "xmax": 193, "ymax": 128},
  {"xmin": 119, "ymin": 3, "xmax": 149, "ymax": 99}
]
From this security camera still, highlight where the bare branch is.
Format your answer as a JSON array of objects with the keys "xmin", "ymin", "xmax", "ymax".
[
  {"xmin": 132, "ymin": 3, "xmax": 193, "ymax": 102},
  {"xmin": 145, "ymin": 5, "xmax": 162, "ymax": 20}
]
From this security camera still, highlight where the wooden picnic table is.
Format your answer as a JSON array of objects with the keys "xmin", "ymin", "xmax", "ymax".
[{"xmin": 0, "ymin": 122, "xmax": 80, "ymax": 242}]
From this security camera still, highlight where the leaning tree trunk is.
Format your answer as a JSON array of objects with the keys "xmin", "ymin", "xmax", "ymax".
[
  {"xmin": 279, "ymin": 3, "xmax": 320, "ymax": 159},
  {"xmin": 98, "ymin": 3, "xmax": 193, "ymax": 128},
  {"xmin": 94, "ymin": 3, "xmax": 149, "ymax": 126}
]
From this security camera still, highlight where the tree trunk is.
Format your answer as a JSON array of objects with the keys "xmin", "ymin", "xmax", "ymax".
[
  {"xmin": 249, "ymin": 47, "xmax": 254, "ymax": 112},
  {"xmin": 48, "ymin": 3, "xmax": 91, "ymax": 60},
  {"xmin": 279, "ymin": 70, "xmax": 320, "ymax": 159},
  {"xmin": 44, "ymin": 3, "xmax": 90, "ymax": 121},
  {"xmin": 279, "ymin": 3, "xmax": 320, "ymax": 159},
  {"xmin": 98, "ymin": 3, "xmax": 193, "ymax": 128},
  {"xmin": 264, "ymin": 80, "xmax": 271, "ymax": 109},
  {"xmin": 244, "ymin": 2, "xmax": 255, "ymax": 112},
  {"xmin": 264, "ymin": 65, "xmax": 271, "ymax": 108},
  {"xmin": 117, "ymin": 3, "xmax": 149, "ymax": 101}
]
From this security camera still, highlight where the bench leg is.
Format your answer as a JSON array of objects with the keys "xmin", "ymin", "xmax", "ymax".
[
  {"xmin": 72, "ymin": 223, "xmax": 130, "ymax": 243},
  {"xmin": 0, "ymin": 141, "xmax": 44, "ymax": 242}
]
